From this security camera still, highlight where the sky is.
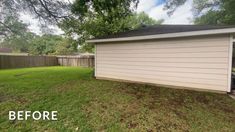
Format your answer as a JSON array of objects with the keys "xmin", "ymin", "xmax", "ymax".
[
  {"xmin": 19, "ymin": 0, "xmax": 194, "ymax": 35},
  {"xmin": 137, "ymin": 0, "xmax": 193, "ymax": 24}
]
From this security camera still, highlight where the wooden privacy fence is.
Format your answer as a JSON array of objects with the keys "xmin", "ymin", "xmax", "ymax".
[
  {"xmin": 0, "ymin": 55, "xmax": 58, "ymax": 69},
  {"xmin": 57, "ymin": 55, "xmax": 94, "ymax": 68},
  {"xmin": 0, "ymin": 55, "xmax": 95, "ymax": 69}
]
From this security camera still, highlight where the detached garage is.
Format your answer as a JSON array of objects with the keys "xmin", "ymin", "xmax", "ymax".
[{"xmin": 87, "ymin": 25, "xmax": 235, "ymax": 93}]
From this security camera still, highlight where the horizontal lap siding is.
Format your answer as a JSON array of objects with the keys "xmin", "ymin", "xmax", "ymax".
[{"xmin": 96, "ymin": 35, "xmax": 230, "ymax": 91}]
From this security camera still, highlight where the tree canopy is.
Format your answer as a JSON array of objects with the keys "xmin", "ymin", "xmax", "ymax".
[
  {"xmin": 194, "ymin": 0, "xmax": 235, "ymax": 24},
  {"xmin": 59, "ymin": 0, "xmax": 163, "ymax": 52},
  {"xmin": 1, "ymin": 0, "xmax": 234, "ymax": 54},
  {"xmin": 0, "ymin": 16, "xmax": 28, "ymax": 38},
  {"xmin": 60, "ymin": 11, "xmax": 162, "ymax": 52},
  {"xmin": 0, "ymin": 16, "xmax": 36, "ymax": 52}
]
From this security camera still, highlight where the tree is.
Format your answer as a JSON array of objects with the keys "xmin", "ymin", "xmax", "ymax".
[
  {"xmin": 1, "ymin": 32, "xmax": 37, "ymax": 53},
  {"xmin": 0, "ymin": 0, "xmax": 72, "ymax": 53},
  {"xmin": 164, "ymin": 0, "xmax": 187, "ymax": 15},
  {"xmin": 1, "ymin": 0, "xmax": 193, "ymax": 53},
  {"xmin": 0, "ymin": 0, "xmax": 183, "ymax": 38},
  {"xmin": 28, "ymin": 35, "xmax": 77, "ymax": 55},
  {"xmin": 194, "ymin": 10, "xmax": 222, "ymax": 25},
  {"xmin": 126, "ymin": 12, "xmax": 163, "ymax": 29},
  {"xmin": 0, "ymin": 13, "xmax": 78, "ymax": 55},
  {"xmin": 0, "ymin": 0, "xmax": 72, "ymax": 38},
  {"xmin": 0, "ymin": 16, "xmax": 28, "ymax": 38},
  {"xmin": 60, "ymin": 12, "xmax": 162, "ymax": 52},
  {"xmin": 68, "ymin": 0, "xmax": 139, "ymax": 37},
  {"xmin": 0, "ymin": 0, "xmax": 188, "ymax": 29},
  {"xmin": 0, "ymin": 16, "xmax": 38, "ymax": 52},
  {"xmin": 0, "ymin": 0, "xmax": 71, "ymax": 23},
  {"xmin": 29, "ymin": 35, "xmax": 63, "ymax": 55},
  {"xmin": 60, "ymin": 2, "xmax": 162, "ymax": 52},
  {"xmin": 163, "ymin": 0, "xmax": 235, "ymax": 25},
  {"xmin": 194, "ymin": 0, "xmax": 235, "ymax": 24},
  {"xmin": 54, "ymin": 38, "xmax": 77, "ymax": 55},
  {"xmin": 0, "ymin": 0, "xmax": 208, "ymax": 35}
]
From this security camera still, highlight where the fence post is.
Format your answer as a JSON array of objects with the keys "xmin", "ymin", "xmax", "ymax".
[{"xmin": 0, "ymin": 55, "xmax": 2, "ymax": 69}]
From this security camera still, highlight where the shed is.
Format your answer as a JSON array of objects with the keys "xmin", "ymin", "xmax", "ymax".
[{"xmin": 87, "ymin": 25, "xmax": 235, "ymax": 93}]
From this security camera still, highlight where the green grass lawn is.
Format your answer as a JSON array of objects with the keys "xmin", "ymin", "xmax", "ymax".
[{"xmin": 0, "ymin": 66, "xmax": 235, "ymax": 131}]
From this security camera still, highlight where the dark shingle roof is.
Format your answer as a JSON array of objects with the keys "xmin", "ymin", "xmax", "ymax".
[{"xmin": 93, "ymin": 25, "xmax": 235, "ymax": 40}]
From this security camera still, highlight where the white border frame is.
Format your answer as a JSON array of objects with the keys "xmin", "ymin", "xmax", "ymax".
[{"xmin": 228, "ymin": 34, "xmax": 234, "ymax": 92}]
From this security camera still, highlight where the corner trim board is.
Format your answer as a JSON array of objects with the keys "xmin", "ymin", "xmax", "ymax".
[
  {"xmin": 94, "ymin": 44, "xmax": 97, "ymax": 76},
  {"xmin": 228, "ymin": 35, "xmax": 233, "ymax": 92}
]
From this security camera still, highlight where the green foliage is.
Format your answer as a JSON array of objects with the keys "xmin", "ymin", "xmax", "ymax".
[
  {"xmin": 78, "ymin": 43, "xmax": 94, "ymax": 53},
  {"xmin": 221, "ymin": 0, "xmax": 235, "ymax": 24},
  {"xmin": 59, "ymin": 0, "xmax": 163, "ymax": 53},
  {"xmin": 60, "ymin": 11, "xmax": 162, "ymax": 52},
  {"xmin": 28, "ymin": 35, "xmax": 77, "ymax": 55},
  {"xmin": 0, "ymin": 16, "xmax": 28, "ymax": 39},
  {"xmin": 1, "ymin": 32, "xmax": 36, "ymax": 52},
  {"xmin": 71, "ymin": 0, "xmax": 139, "ymax": 21},
  {"xmin": 194, "ymin": 10, "xmax": 222, "ymax": 25},
  {"xmin": 0, "ymin": 0, "xmax": 71, "ymax": 26},
  {"xmin": 0, "ymin": 16, "xmax": 76, "ymax": 55},
  {"xmin": 194, "ymin": 0, "xmax": 235, "ymax": 24},
  {"xmin": 126, "ymin": 12, "xmax": 163, "ymax": 29},
  {"xmin": 0, "ymin": 17, "xmax": 37, "ymax": 52},
  {"xmin": 29, "ymin": 35, "xmax": 61, "ymax": 55},
  {"xmin": 54, "ymin": 38, "xmax": 77, "ymax": 55},
  {"xmin": 62, "ymin": 0, "xmax": 139, "ymax": 40}
]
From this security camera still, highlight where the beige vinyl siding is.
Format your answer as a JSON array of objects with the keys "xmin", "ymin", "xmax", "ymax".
[{"xmin": 96, "ymin": 35, "xmax": 230, "ymax": 92}]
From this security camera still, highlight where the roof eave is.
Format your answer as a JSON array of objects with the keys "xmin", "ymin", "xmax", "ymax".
[{"xmin": 86, "ymin": 28, "xmax": 235, "ymax": 43}]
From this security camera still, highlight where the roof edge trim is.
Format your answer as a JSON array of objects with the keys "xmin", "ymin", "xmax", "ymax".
[{"xmin": 86, "ymin": 28, "xmax": 235, "ymax": 43}]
